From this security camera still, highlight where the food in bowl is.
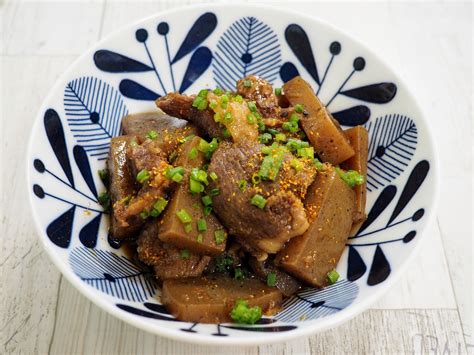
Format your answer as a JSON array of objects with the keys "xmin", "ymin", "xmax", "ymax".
[{"xmin": 99, "ymin": 75, "xmax": 368, "ymax": 324}]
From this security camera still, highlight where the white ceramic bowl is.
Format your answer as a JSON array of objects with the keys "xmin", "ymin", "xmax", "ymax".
[{"xmin": 27, "ymin": 4, "xmax": 438, "ymax": 345}]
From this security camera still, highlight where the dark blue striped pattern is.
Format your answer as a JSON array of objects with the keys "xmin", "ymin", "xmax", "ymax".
[
  {"xmin": 365, "ymin": 114, "xmax": 417, "ymax": 191},
  {"xmin": 64, "ymin": 77, "xmax": 128, "ymax": 160},
  {"xmin": 69, "ymin": 247, "xmax": 156, "ymax": 302},
  {"xmin": 274, "ymin": 280, "xmax": 358, "ymax": 323},
  {"xmin": 213, "ymin": 17, "xmax": 281, "ymax": 90}
]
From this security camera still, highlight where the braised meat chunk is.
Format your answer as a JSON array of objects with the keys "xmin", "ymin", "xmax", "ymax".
[{"xmin": 237, "ymin": 75, "xmax": 280, "ymax": 118}]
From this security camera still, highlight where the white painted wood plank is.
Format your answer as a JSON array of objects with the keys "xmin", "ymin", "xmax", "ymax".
[
  {"xmin": 1, "ymin": 56, "xmax": 77, "ymax": 354},
  {"xmin": 49, "ymin": 281, "xmax": 468, "ymax": 354},
  {"xmin": 2, "ymin": 0, "xmax": 105, "ymax": 56}
]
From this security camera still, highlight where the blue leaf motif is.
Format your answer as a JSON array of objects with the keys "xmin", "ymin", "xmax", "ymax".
[
  {"xmin": 280, "ymin": 62, "xmax": 300, "ymax": 83},
  {"xmin": 365, "ymin": 114, "xmax": 417, "ymax": 191},
  {"xmin": 332, "ymin": 105, "xmax": 371, "ymax": 126},
  {"xmin": 47, "ymin": 206, "xmax": 75, "ymax": 248},
  {"xmin": 119, "ymin": 79, "xmax": 160, "ymax": 101},
  {"xmin": 274, "ymin": 280, "xmax": 358, "ymax": 322},
  {"xmin": 94, "ymin": 50, "xmax": 153, "ymax": 72},
  {"xmin": 213, "ymin": 17, "xmax": 281, "ymax": 90},
  {"xmin": 73, "ymin": 145, "xmax": 98, "ymax": 198},
  {"xmin": 64, "ymin": 77, "xmax": 128, "ymax": 160},
  {"xmin": 179, "ymin": 47, "xmax": 213, "ymax": 92},
  {"xmin": 78, "ymin": 213, "xmax": 102, "ymax": 248},
  {"xmin": 367, "ymin": 245, "xmax": 391, "ymax": 286},
  {"xmin": 341, "ymin": 83, "xmax": 397, "ymax": 104},
  {"xmin": 44, "ymin": 109, "xmax": 75, "ymax": 187},
  {"xmin": 69, "ymin": 247, "xmax": 156, "ymax": 302},
  {"xmin": 116, "ymin": 304, "xmax": 178, "ymax": 321},
  {"xmin": 172, "ymin": 12, "xmax": 217, "ymax": 64}
]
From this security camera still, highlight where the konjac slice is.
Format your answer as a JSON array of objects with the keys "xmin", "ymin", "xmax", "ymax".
[
  {"xmin": 283, "ymin": 76, "xmax": 355, "ymax": 164},
  {"xmin": 276, "ymin": 167, "xmax": 355, "ymax": 287},
  {"xmin": 162, "ymin": 275, "xmax": 282, "ymax": 323},
  {"xmin": 341, "ymin": 126, "xmax": 369, "ymax": 236},
  {"xmin": 158, "ymin": 137, "xmax": 226, "ymax": 255},
  {"xmin": 137, "ymin": 221, "xmax": 210, "ymax": 280},
  {"xmin": 108, "ymin": 136, "xmax": 141, "ymax": 239}
]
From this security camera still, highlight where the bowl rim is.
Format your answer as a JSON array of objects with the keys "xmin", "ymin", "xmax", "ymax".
[{"xmin": 26, "ymin": 2, "xmax": 439, "ymax": 346}]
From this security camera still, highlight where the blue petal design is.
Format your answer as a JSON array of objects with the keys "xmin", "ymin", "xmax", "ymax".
[
  {"xmin": 332, "ymin": 105, "xmax": 371, "ymax": 126},
  {"xmin": 357, "ymin": 185, "xmax": 397, "ymax": 235},
  {"xmin": 213, "ymin": 16, "xmax": 281, "ymax": 90},
  {"xmin": 347, "ymin": 246, "xmax": 367, "ymax": 281},
  {"xmin": 144, "ymin": 302, "xmax": 171, "ymax": 315},
  {"xmin": 73, "ymin": 145, "xmax": 98, "ymax": 198},
  {"xmin": 279, "ymin": 62, "xmax": 300, "ymax": 83},
  {"xmin": 179, "ymin": 47, "xmax": 213, "ymax": 92},
  {"xmin": 47, "ymin": 206, "xmax": 75, "ymax": 248},
  {"xmin": 78, "ymin": 213, "xmax": 102, "ymax": 248},
  {"xmin": 367, "ymin": 245, "xmax": 391, "ymax": 285},
  {"xmin": 119, "ymin": 79, "xmax": 160, "ymax": 101},
  {"xmin": 172, "ymin": 12, "xmax": 217, "ymax": 64},
  {"xmin": 221, "ymin": 325, "xmax": 297, "ymax": 333},
  {"xmin": 64, "ymin": 77, "xmax": 128, "ymax": 160},
  {"xmin": 284, "ymin": 24, "xmax": 319, "ymax": 85},
  {"xmin": 94, "ymin": 50, "xmax": 153, "ymax": 72},
  {"xmin": 387, "ymin": 160, "xmax": 429, "ymax": 225},
  {"xmin": 116, "ymin": 304, "xmax": 178, "ymax": 321},
  {"xmin": 341, "ymin": 83, "xmax": 397, "ymax": 103},
  {"xmin": 365, "ymin": 114, "xmax": 417, "ymax": 191},
  {"xmin": 69, "ymin": 247, "xmax": 156, "ymax": 302},
  {"xmin": 274, "ymin": 280, "xmax": 358, "ymax": 322},
  {"xmin": 44, "ymin": 109, "xmax": 75, "ymax": 187}
]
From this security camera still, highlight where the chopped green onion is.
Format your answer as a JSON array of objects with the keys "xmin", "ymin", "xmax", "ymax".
[
  {"xmin": 201, "ymin": 195, "xmax": 213, "ymax": 206},
  {"xmin": 190, "ymin": 168, "xmax": 208, "ymax": 185},
  {"xmin": 146, "ymin": 130, "xmax": 158, "ymax": 140},
  {"xmin": 214, "ymin": 229, "xmax": 227, "ymax": 244},
  {"xmin": 204, "ymin": 206, "xmax": 213, "ymax": 216},
  {"xmin": 238, "ymin": 180, "xmax": 247, "ymax": 191},
  {"xmin": 261, "ymin": 146, "xmax": 272, "ymax": 155},
  {"xmin": 176, "ymin": 209, "xmax": 192, "ymax": 224},
  {"xmin": 192, "ymin": 96, "xmax": 207, "ymax": 110},
  {"xmin": 247, "ymin": 101, "xmax": 258, "ymax": 113},
  {"xmin": 313, "ymin": 158, "xmax": 324, "ymax": 170},
  {"xmin": 180, "ymin": 249, "xmax": 190, "ymax": 259},
  {"xmin": 197, "ymin": 234, "xmax": 203, "ymax": 243},
  {"xmin": 165, "ymin": 166, "xmax": 185, "ymax": 179},
  {"xmin": 286, "ymin": 139, "xmax": 309, "ymax": 152},
  {"xmin": 290, "ymin": 159, "xmax": 303, "ymax": 172},
  {"xmin": 198, "ymin": 89, "xmax": 209, "ymax": 98},
  {"xmin": 188, "ymin": 147, "xmax": 198, "ymax": 159},
  {"xmin": 140, "ymin": 210, "xmax": 149, "ymax": 220},
  {"xmin": 274, "ymin": 87, "xmax": 282, "ymax": 96},
  {"xmin": 220, "ymin": 95, "xmax": 229, "ymax": 109},
  {"xmin": 209, "ymin": 100, "xmax": 218, "ymax": 109},
  {"xmin": 326, "ymin": 269, "xmax": 339, "ymax": 284},
  {"xmin": 213, "ymin": 87, "xmax": 223, "ymax": 95},
  {"xmin": 336, "ymin": 168, "xmax": 365, "ymax": 188},
  {"xmin": 251, "ymin": 173, "xmax": 261, "ymax": 185},
  {"xmin": 290, "ymin": 113, "xmax": 300, "ymax": 123},
  {"xmin": 259, "ymin": 148, "xmax": 285, "ymax": 181},
  {"xmin": 152, "ymin": 197, "xmax": 168, "ymax": 215},
  {"xmin": 184, "ymin": 134, "xmax": 195, "ymax": 142},
  {"xmin": 121, "ymin": 195, "xmax": 132, "ymax": 206},
  {"xmin": 257, "ymin": 119, "xmax": 266, "ymax": 132},
  {"xmin": 230, "ymin": 299, "xmax": 262, "ymax": 324},
  {"xmin": 136, "ymin": 169, "xmax": 151, "ymax": 183},
  {"xmin": 223, "ymin": 128, "xmax": 231, "ymax": 138},
  {"xmin": 246, "ymin": 114, "xmax": 256, "ymax": 124},
  {"xmin": 266, "ymin": 128, "xmax": 279, "ymax": 136},
  {"xmin": 214, "ymin": 112, "xmax": 221, "ymax": 122},
  {"xmin": 294, "ymin": 104, "xmax": 304, "ymax": 113},
  {"xmin": 267, "ymin": 272, "xmax": 277, "ymax": 287},
  {"xmin": 98, "ymin": 169, "xmax": 109, "ymax": 185},
  {"xmin": 243, "ymin": 80, "xmax": 252, "ymax": 88},
  {"xmin": 234, "ymin": 268, "xmax": 244, "ymax": 280},
  {"xmin": 197, "ymin": 219, "xmax": 207, "ymax": 232},
  {"xmin": 172, "ymin": 172, "xmax": 183, "ymax": 183},
  {"xmin": 209, "ymin": 188, "xmax": 220, "ymax": 196},
  {"xmin": 233, "ymin": 94, "xmax": 243, "ymax": 103},
  {"xmin": 189, "ymin": 178, "xmax": 204, "ymax": 193},
  {"xmin": 130, "ymin": 138, "xmax": 138, "ymax": 147},
  {"xmin": 258, "ymin": 133, "xmax": 272, "ymax": 144},
  {"xmin": 297, "ymin": 147, "xmax": 314, "ymax": 159},
  {"xmin": 198, "ymin": 138, "xmax": 210, "ymax": 153},
  {"xmin": 209, "ymin": 171, "xmax": 218, "ymax": 181},
  {"xmin": 184, "ymin": 223, "xmax": 193, "ymax": 233},
  {"xmin": 98, "ymin": 192, "xmax": 111, "ymax": 213},
  {"xmin": 275, "ymin": 133, "xmax": 286, "ymax": 142},
  {"xmin": 224, "ymin": 112, "xmax": 233, "ymax": 123},
  {"xmin": 250, "ymin": 194, "xmax": 267, "ymax": 209}
]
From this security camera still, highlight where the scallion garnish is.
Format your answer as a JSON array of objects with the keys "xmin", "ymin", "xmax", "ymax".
[
  {"xmin": 290, "ymin": 159, "xmax": 303, "ymax": 172},
  {"xmin": 224, "ymin": 112, "xmax": 233, "ymax": 123},
  {"xmin": 209, "ymin": 171, "xmax": 218, "ymax": 181},
  {"xmin": 209, "ymin": 188, "xmax": 220, "ymax": 196},
  {"xmin": 192, "ymin": 96, "xmax": 207, "ymax": 110},
  {"xmin": 176, "ymin": 209, "xmax": 192, "ymax": 224},
  {"xmin": 136, "ymin": 169, "xmax": 151, "ymax": 183},
  {"xmin": 197, "ymin": 219, "xmax": 207, "ymax": 232},
  {"xmin": 274, "ymin": 87, "xmax": 282, "ymax": 96},
  {"xmin": 180, "ymin": 249, "xmax": 190, "ymax": 259},
  {"xmin": 139, "ymin": 210, "xmax": 149, "ymax": 220},
  {"xmin": 297, "ymin": 147, "xmax": 314, "ymax": 159},
  {"xmin": 250, "ymin": 194, "xmax": 267, "ymax": 209},
  {"xmin": 214, "ymin": 229, "xmax": 227, "ymax": 244},
  {"xmin": 204, "ymin": 206, "xmax": 213, "ymax": 216},
  {"xmin": 238, "ymin": 180, "xmax": 247, "ymax": 191},
  {"xmin": 294, "ymin": 104, "xmax": 304, "ymax": 113},
  {"xmin": 201, "ymin": 195, "xmax": 212, "ymax": 206},
  {"xmin": 197, "ymin": 234, "xmax": 203, "ymax": 243},
  {"xmin": 213, "ymin": 87, "xmax": 223, "ymax": 95},
  {"xmin": 243, "ymin": 80, "xmax": 252, "ymax": 88},
  {"xmin": 188, "ymin": 147, "xmax": 198, "ymax": 159},
  {"xmin": 230, "ymin": 299, "xmax": 262, "ymax": 324},
  {"xmin": 326, "ymin": 269, "xmax": 339, "ymax": 284},
  {"xmin": 189, "ymin": 178, "xmax": 205, "ymax": 193},
  {"xmin": 258, "ymin": 133, "xmax": 272, "ymax": 144},
  {"xmin": 247, "ymin": 101, "xmax": 258, "ymax": 113},
  {"xmin": 267, "ymin": 272, "xmax": 277, "ymax": 287},
  {"xmin": 146, "ymin": 130, "xmax": 158, "ymax": 140},
  {"xmin": 336, "ymin": 168, "xmax": 364, "ymax": 188},
  {"xmin": 234, "ymin": 268, "xmax": 244, "ymax": 280}
]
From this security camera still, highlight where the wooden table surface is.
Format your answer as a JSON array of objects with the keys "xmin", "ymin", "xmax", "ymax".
[{"xmin": 1, "ymin": 1, "xmax": 472, "ymax": 354}]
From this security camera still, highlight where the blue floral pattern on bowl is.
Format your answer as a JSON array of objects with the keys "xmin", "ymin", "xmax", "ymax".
[{"xmin": 28, "ymin": 5, "xmax": 436, "ymax": 344}]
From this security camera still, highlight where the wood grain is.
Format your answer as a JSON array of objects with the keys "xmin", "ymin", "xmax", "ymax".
[{"xmin": 1, "ymin": 0, "xmax": 472, "ymax": 354}]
